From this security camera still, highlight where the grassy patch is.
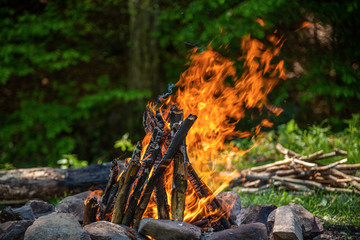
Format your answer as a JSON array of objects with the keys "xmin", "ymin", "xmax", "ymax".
[{"xmin": 236, "ymin": 187, "xmax": 360, "ymax": 226}]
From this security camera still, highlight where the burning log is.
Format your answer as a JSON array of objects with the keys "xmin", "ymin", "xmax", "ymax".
[
  {"xmin": 121, "ymin": 128, "xmax": 163, "ymax": 226},
  {"xmin": 83, "ymin": 197, "xmax": 99, "ymax": 226},
  {"xmin": 111, "ymin": 141, "xmax": 142, "ymax": 224},
  {"xmin": 187, "ymin": 163, "xmax": 233, "ymax": 229},
  {"xmin": 132, "ymin": 114, "xmax": 197, "ymax": 229},
  {"xmin": 101, "ymin": 159, "xmax": 119, "ymax": 207},
  {"xmin": 169, "ymin": 105, "xmax": 187, "ymax": 221}
]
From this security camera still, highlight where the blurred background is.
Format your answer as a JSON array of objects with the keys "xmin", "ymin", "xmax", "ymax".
[{"xmin": 1, "ymin": 0, "xmax": 359, "ymax": 169}]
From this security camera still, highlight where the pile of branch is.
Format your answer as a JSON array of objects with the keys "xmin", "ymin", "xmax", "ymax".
[
  {"xmin": 84, "ymin": 105, "xmax": 235, "ymax": 230},
  {"xmin": 229, "ymin": 143, "xmax": 360, "ymax": 195}
]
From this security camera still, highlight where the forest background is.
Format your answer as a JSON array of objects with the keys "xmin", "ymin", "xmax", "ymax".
[{"xmin": 0, "ymin": 0, "xmax": 359, "ymax": 169}]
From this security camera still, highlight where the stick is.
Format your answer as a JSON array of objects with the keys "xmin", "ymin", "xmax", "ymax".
[
  {"xmin": 111, "ymin": 141, "xmax": 142, "ymax": 224},
  {"xmin": 132, "ymin": 114, "xmax": 197, "ymax": 230},
  {"xmin": 329, "ymin": 169, "xmax": 360, "ymax": 190},
  {"xmin": 299, "ymin": 150, "xmax": 324, "ymax": 161},
  {"xmin": 335, "ymin": 163, "xmax": 360, "ymax": 170},
  {"xmin": 292, "ymin": 159, "xmax": 317, "ymax": 168},
  {"xmin": 249, "ymin": 159, "xmax": 292, "ymax": 172},
  {"xmin": 316, "ymin": 149, "xmax": 347, "ymax": 160},
  {"xmin": 271, "ymin": 176, "xmax": 323, "ymax": 189},
  {"xmin": 83, "ymin": 197, "xmax": 99, "ymax": 226}
]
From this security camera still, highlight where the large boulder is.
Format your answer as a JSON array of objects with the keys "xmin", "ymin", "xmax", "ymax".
[
  {"xmin": 84, "ymin": 221, "xmax": 149, "ymax": 240},
  {"xmin": 206, "ymin": 222, "xmax": 267, "ymax": 240},
  {"xmin": 0, "ymin": 220, "xmax": 33, "ymax": 240},
  {"xmin": 24, "ymin": 212, "xmax": 90, "ymax": 240},
  {"xmin": 138, "ymin": 218, "xmax": 202, "ymax": 240},
  {"xmin": 55, "ymin": 191, "xmax": 92, "ymax": 222}
]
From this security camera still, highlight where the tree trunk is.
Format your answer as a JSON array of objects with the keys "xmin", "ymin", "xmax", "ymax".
[{"xmin": 0, "ymin": 162, "xmax": 123, "ymax": 204}]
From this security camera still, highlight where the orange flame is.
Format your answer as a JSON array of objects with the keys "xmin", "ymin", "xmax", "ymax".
[
  {"xmin": 88, "ymin": 33, "xmax": 285, "ymax": 226},
  {"xmin": 148, "ymin": 33, "xmax": 285, "ymax": 223}
]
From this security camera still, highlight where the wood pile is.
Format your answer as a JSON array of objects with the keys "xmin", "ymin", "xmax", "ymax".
[
  {"xmin": 85, "ymin": 105, "xmax": 236, "ymax": 230},
  {"xmin": 229, "ymin": 143, "xmax": 360, "ymax": 195}
]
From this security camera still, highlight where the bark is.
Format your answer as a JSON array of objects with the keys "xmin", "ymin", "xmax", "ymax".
[
  {"xmin": 0, "ymin": 162, "xmax": 122, "ymax": 204},
  {"xmin": 83, "ymin": 197, "xmax": 99, "ymax": 226}
]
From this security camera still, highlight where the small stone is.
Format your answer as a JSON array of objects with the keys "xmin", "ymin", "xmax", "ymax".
[
  {"xmin": 272, "ymin": 206, "xmax": 303, "ymax": 240},
  {"xmin": 84, "ymin": 221, "xmax": 149, "ymax": 240},
  {"xmin": 12, "ymin": 205, "xmax": 35, "ymax": 221},
  {"xmin": 55, "ymin": 191, "xmax": 92, "ymax": 222},
  {"xmin": 24, "ymin": 212, "xmax": 90, "ymax": 240},
  {"xmin": 138, "ymin": 218, "xmax": 202, "ymax": 240},
  {"xmin": 25, "ymin": 200, "xmax": 55, "ymax": 218},
  {"xmin": 206, "ymin": 222, "xmax": 267, "ymax": 240},
  {"xmin": 288, "ymin": 203, "xmax": 323, "ymax": 239},
  {"xmin": 216, "ymin": 191, "xmax": 241, "ymax": 222},
  {"xmin": 236, "ymin": 204, "xmax": 277, "ymax": 229},
  {"xmin": 0, "ymin": 220, "xmax": 33, "ymax": 240}
]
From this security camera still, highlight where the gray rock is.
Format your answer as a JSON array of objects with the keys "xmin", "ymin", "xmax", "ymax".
[
  {"xmin": 84, "ymin": 221, "xmax": 149, "ymax": 240},
  {"xmin": 216, "ymin": 191, "xmax": 241, "ymax": 221},
  {"xmin": 272, "ymin": 206, "xmax": 303, "ymax": 240},
  {"xmin": 24, "ymin": 212, "xmax": 90, "ymax": 240},
  {"xmin": 138, "ymin": 218, "xmax": 202, "ymax": 240},
  {"xmin": 12, "ymin": 205, "xmax": 35, "ymax": 221},
  {"xmin": 206, "ymin": 222, "xmax": 267, "ymax": 240},
  {"xmin": 288, "ymin": 203, "xmax": 323, "ymax": 239},
  {"xmin": 25, "ymin": 200, "xmax": 55, "ymax": 218},
  {"xmin": 0, "ymin": 220, "xmax": 33, "ymax": 240},
  {"xmin": 236, "ymin": 204, "xmax": 277, "ymax": 229},
  {"xmin": 0, "ymin": 207, "xmax": 22, "ymax": 223},
  {"xmin": 55, "ymin": 191, "xmax": 92, "ymax": 222}
]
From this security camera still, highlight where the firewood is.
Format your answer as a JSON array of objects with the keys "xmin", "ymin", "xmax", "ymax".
[
  {"xmin": 132, "ymin": 114, "xmax": 197, "ymax": 230},
  {"xmin": 187, "ymin": 163, "xmax": 233, "ymax": 229},
  {"xmin": 83, "ymin": 197, "xmax": 99, "ymax": 226},
  {"xmin": 315, "ymin": 149, "xmax": 347, "ymax": 160},
  {"xmin": 271, "ymin": 176, "xmax": 323, "ymax": 189},
  {"xmin": 311, "ymin": 158, "xmax": 348, "ymax": 171},
  {"xmin": 292, "ymin": 159, "xmax": 317, "ymax": 168},
  {"xmin": 121, "ymin": 128, "xmax": 163, "ymax": 226},
  {"xmin": 276, "ymin": 181, "xmax": 310, "ymax": 191},
  {"xmin": 322, "ymin": 186, "xmax": 360, "ymax": 195},
  {"xmin": 101, "ymin": 159, "xmax": 119, "ymax": 207},
  {"xmin": 335, "ymin": 163, "xmax": 360, "ymax": 170},
  {"xmin": 329, "ymin": 169, "xmax": 360, "ymax": 190},
  {"xmin": 299, "ymin": 150, "xmax": 324, "ymax": 161},
  {"xmin": 169, "ymin": 105, "xmax": 187, "ymax": 221},
  {"xmin": 111, "ymin": 141, "xmax": 142, "ymax": 224},
  {"xmin": 276, "ymin": 143, "xmax": 301, "ymax": 158},
  {"xmin": 249, "ymin": 159, "xmax": 292, "ymax": 172},
  {"xmin": 155, "ymin": 174, "xmax": 170, "ymax": 219}
]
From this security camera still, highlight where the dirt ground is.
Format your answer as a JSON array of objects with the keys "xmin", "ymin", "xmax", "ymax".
[{"xmin": 316, "ymin": 225, "xmax": 360, "ymax": 240}]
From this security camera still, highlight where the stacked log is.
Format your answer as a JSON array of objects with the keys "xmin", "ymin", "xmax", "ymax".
[
  {"xmin": 85, "ymin": 105, "xmax": 235, "ymax": 230},
  {"xmin": 229, "ymin": 143, "xmax": 360, "ymax": 195}
]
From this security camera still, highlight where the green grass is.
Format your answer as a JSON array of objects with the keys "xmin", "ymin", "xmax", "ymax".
[{"xmin": 236, "ymin": 187, "xmax": 360, "ymax": 226}]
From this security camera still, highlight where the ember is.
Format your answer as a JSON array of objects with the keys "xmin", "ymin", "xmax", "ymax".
[{"xmin": 85, "ymin": 33, "xmax": 286, "ymax": 230}]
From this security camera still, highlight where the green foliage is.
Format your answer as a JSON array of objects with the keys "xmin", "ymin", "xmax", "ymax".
[
  {"xmin": 57, "ymin": 154, "xmax": 88, "ymax": 169},
  {"xmin": 238, "ymin": 187, "xmax": 360, "ymax": 226},
  {"xmin": 233, "ymin": 115, "xmax": 360, "ymax": 169},
  {"xmin": 0, "ymin": 0, "xmax": 93, "ymax": 84},
  {"xmin": 114, "ymin": 133, "xmax": 136, "ymax": 152}
]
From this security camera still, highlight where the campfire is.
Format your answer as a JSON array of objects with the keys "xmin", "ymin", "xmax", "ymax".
[{"xmin": 84, "ymin": 33, "xmax": 286, "ymax": 231}]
